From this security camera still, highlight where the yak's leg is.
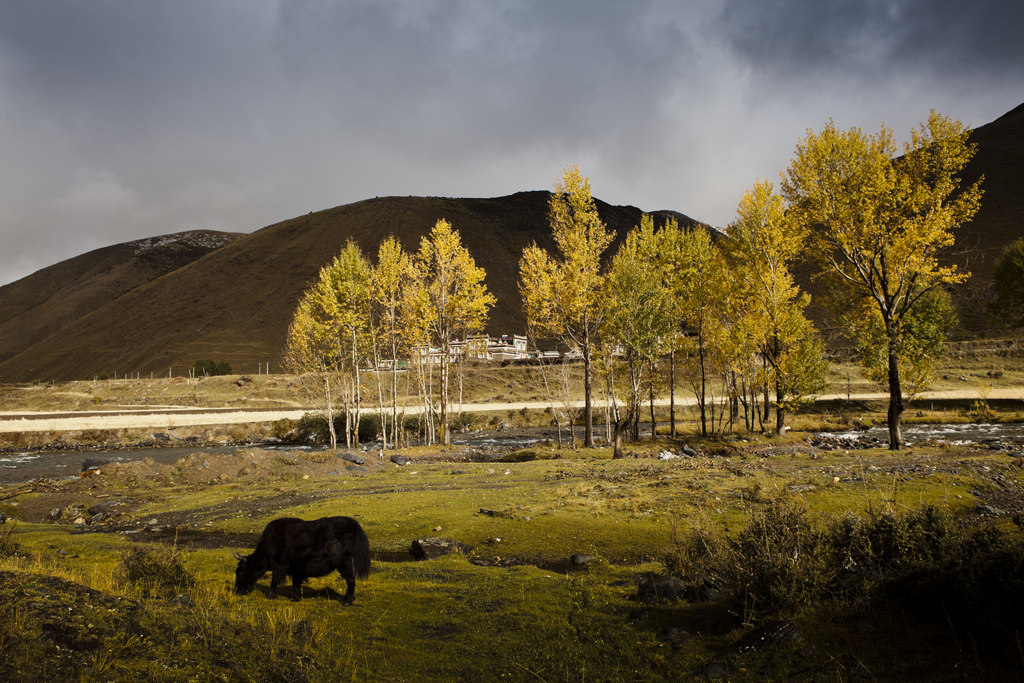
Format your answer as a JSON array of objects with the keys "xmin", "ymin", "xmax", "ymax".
[
  {"xmin": 267, "ymin": 566, "xmax": 285, "ymax": 599},
  {"xmin": 290, "ymin": 574, "xmax": 304, "ymax": 602},
  {"xmin": 338, "ymin": 557, "xmax": 356, "ymax": 605}
]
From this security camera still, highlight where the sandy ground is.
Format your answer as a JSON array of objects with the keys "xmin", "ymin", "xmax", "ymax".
[{"xmin": 0, "ymin": 388, "xmax": 1021, "ymax": 433}]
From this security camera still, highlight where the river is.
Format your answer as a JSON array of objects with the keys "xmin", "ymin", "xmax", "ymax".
[{"xmin": 3, "ymin": 423, "xmax": 1021, "ymax": 485}]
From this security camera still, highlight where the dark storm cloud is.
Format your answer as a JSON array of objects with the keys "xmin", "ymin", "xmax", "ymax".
[
  {"xmin": 717, "ymin": 0, "xmax": 1024, "ymax": 82},
  {"xmin": 0, "ymin": 0, "xmax": 1019, "ymax": 285}
]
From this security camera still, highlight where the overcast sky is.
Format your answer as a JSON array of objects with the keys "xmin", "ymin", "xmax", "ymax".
[{"xmin": 1, "ymin": 0, "xmax": 1021, "ymax": 285}]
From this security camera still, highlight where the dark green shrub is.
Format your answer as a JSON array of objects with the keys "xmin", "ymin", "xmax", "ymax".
[
  {"xmin": 190, "ymin": 359, "xmax": 232, "ymax": 377},
  {"xmin": 295, "ymin": 412, "xmax": 380, "ymax": 444},
  {"xmin": 119, "ymin": 546, "xmax": 195, "ymax": 597},
  {"xmin": 0, "ymin": 522, "xmax": 26, "ymax": 559},
  {"xmin": 725, "ymin": 497, "xmax": 827, "ymax": 620}
]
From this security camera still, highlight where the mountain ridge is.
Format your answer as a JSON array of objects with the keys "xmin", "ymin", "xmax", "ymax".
[{"xmin": 0, "ymin": 103, "xmax": 1020, "ymax": 382}]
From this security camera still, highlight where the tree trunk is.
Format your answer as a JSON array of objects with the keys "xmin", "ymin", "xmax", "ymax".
[
  {"xmin": 583, "ymin": 340, "xmax": 594, "ymax": 447},
  {"xmin": 698, "ymin": 335, "xmax": 708, "ymax": 437},
  {"xmin": 440, "ymin": 348, "xmax": 450, "ymax": 446},
  {"xmin": 775, "ymin": 377, "xmax": 786, "ymax": 437},
  {"xmin": 886, "ymin": 338, "xmax": 905, "ymax": 450},
  {"xmin": 325, "ymin": 376, "xmax": 337, "ymax": 450},
  {"xmin": 669, "ymin": 349, "xmax": 676, "ymax": 438},
  {"xmin": 649, "ymin": 380, "xmax": 656, "ymax": 441},
  {"xmin": 612, "ymin": 421, "xmax": 625, "ymax": 458}
]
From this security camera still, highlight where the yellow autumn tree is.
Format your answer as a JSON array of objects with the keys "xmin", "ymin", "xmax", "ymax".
[
  {"xmin": 726, "ymin": 180, "xmax": 827, "ymax": 436},
  {"xmin": 283, "ymin": 241, "xmax": 373, "ymax": 449},
  {"xmin": 602, "ymin": 215, "xmax": 676, "ymax": 456},
  {"xmin": 408, "ymin": 219, "xmax": 494, "ymax": 446},
  {"xmin": 283, "ymin": 266, "xmax": 344, "ymax": 449},
  {"xmin": 519, "ymin": 166, "xmax": 613, "ymax": 447},
  {"xmin": 658, "ymin": 222, "xmax": 730, "ymax": 436},
  {"xmin": 782, "ymin": 111, "xmax": 982, "ymax": 449},
  {"xmin": 371, "ymin": 235, "xmax": 411, "ymax": 450}
]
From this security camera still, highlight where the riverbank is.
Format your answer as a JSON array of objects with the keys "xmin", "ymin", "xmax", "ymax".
[{"xmin": 2, "ymin": 430, "xmax": 1023, "ymax": 680}]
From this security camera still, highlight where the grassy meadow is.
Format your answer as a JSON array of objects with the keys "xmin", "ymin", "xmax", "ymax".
[{"xmin": 1, "ymin": 349, "xmax": 1023, "ymax": 680}]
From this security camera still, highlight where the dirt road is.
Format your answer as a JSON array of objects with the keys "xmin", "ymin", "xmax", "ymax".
[{"xmin": 0, "ymin": 387, "xmax": 1021, "ymax": 433}]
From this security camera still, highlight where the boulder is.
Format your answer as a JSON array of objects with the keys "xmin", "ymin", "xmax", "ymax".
[
  {"xmin": 338, "ymin": 451, "xmax": 366, "ymax": 465},
  {"xmin": 570, "ymin": 553, "xmax": 595, "ymax": 568},
  {"xmin": 636, "ymin": 573, "xmax": 689, "ymax": 603},
  {"xmin": 390, "ymin": 454, "xmax": 409, "ymax": 466},
  {"xmin": 411, "ymin": 537, "xmax": 473, "ymax": 560}
]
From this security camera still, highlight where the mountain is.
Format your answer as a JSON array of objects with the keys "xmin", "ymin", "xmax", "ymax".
[
  {"xmin": 0, "ymin": 104, "xmax": 1019, "ymax": 382},
  {"xmin": 950, "ymin": 102, "xmax": 1024, "ymax": 334},
  {"xmin": 0, "ymin": 192, "xmax": 702, "ymax": 381},
  {"xmin": 0, "ymin": 231, "xmax": 242, "ymax": 371}
]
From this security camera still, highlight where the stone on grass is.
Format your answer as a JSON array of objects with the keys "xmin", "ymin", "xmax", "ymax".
[
  {"xmin": 411, "ymin": 537, "xmax": 473, "ymax": 560},
  {"xmin": 390, "ymin": 454, "xmax": 408, "ymax": 466},
  {"xmin": 338, "ymin": 452, "xmax": 366, "ymax": 465},
  {"xmin": 570, "ymin": 553, "xmax": 595, "ymax": 568},
  {"xmin": 636, "ymin": 574, "xmax": 689, "ymax": 603}
]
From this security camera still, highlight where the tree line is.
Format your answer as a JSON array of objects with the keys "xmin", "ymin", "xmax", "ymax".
[{"xmin": 284, "ymin": 110, "xmax": 982, "ymax": 452}]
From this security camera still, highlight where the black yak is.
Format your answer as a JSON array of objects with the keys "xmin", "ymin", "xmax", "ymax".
[{"xmin": 233, "ymin": 516, "xmax": 371, "ymax": 604}]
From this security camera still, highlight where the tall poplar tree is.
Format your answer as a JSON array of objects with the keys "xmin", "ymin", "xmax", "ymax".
[
  {"xmin": 519, "ymin": 166, "xmax": 612, "ymax": 447},
  {"xmin": 371, "ymin": 236, "xmax": 411, "ymax": 449},
  {"xmin": 727, "ymin": 180, "xmax": 827, "ymax": 435},
  {"xmin": 783, "ymin": 111, "xmax": 982, "ymax": 450},
  {"xmin": 410, "ymin": 219, "xmax": 494, "ymax": 446},
  {"xmin": 603, "ymin": 215, "xmax": 675, "ymax": 456}
]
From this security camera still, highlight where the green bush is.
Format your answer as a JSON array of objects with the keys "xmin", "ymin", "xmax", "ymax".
[
  {"xmin": 296, "ymin": 412, "xmax": 381, "ymax": 445},
  {"xmin": 670, "ymin": 498, "xmax": 1019, "ymax": 628},
  {"xmin": 190, "ymin": 359, "xmax": 232, "ymax": 377},
  {"xmin": 119, "ymin": 546, "xmax": 195, "ymax": 598}
]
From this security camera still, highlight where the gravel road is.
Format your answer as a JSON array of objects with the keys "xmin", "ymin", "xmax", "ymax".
[{"xmin": 0, "ymin": 388, "xmax": 1020, "ymax": 433}]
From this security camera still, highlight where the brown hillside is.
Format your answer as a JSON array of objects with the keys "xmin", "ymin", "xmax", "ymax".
[
  {"xmin": 951, "ymin": 102, "xmax": 1024, "ymax": 334},
  {"xmin": 0, "ymin": 192, "xmax": 702, "ymax": 381},
  {"xmin": 0, "ymin": 231, "xmax": 242, "ymax": 368}
]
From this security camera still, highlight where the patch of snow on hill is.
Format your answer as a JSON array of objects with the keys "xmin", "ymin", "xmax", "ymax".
[{"xmin": 131, "ymin": 231, "xmax": 238, "ymax": 255}]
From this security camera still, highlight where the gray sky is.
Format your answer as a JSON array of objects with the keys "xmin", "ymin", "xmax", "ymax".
[{"xmin": 1, "ymin": 0, "xmax": 1021, "ymax": 285}]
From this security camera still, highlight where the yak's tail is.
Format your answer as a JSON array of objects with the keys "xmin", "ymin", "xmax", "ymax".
[{"xmin": 352, "ymin": 521, "xmax": 371, "ymax": 579}]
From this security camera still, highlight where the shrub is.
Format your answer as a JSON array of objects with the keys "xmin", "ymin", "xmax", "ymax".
[
  {"xmin": 295, "ymin": 412, "xmax": 381, "ymax": 445},
  {"xmin": 119, "ymin": 546, "xmax": 195, "ymax": 598},
  {"xmin": 190, "ymin": 359, "xmax": 232, "ymax": 377},
  {"xmin": 0, "ymin": 522, "xmax": 25, "ymax": 559},
  {"xmin": 270, "ymin": 419, "xmax": 295, "ymax": 440}
]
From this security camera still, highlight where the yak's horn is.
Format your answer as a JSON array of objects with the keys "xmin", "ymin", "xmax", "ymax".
[{"xmin": 232, "ymin": 551, "xmax": 246, "ymax": 560}]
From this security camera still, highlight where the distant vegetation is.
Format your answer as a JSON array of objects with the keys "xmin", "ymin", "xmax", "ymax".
[
  {"xmin": 190, "ymin": 359, "xmax": 232, "ymax": 377},
  {"xmin": 282, "ymin": 112, "xmax": 979, "ymax": 456}
]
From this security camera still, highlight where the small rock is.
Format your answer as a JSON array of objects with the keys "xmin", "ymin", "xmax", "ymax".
[
  {"xmin": 570, "ymin": 553, "xmax": 595, "ymax": 568},
  {"xmin": 338, "ymin": 452, "xmax": 366, "ymax": 465},
  {"xmin": 658, "ymin": 451, "xmax": 678, "ymax": 461},
  {"xmin": 390, "ymin": 454, "xmax": 409, "ymax": 466},
  {"xmin": 479, "ymin": 508, "xmax": 496, "ymax": 517},
  {"xmin": 627, "ymin": 608, "xmax": 649, "ymax": 624},
  {"xmin": 91, "ymin": 512, "xmax": 105, "ymax": 524},
  {"xmin": 788, "ymin": 483, "xmax": 816, "ymax": 493},
  {"xmin": 636, "ymin": 574, "xmax": 689, "ymax": 603},
  {"xmin": 976, "ymin": 504, "xmax": 1005, "ymax": 516},
  {"xmin": 410, "ymin": 537, "xmax": 472, "ymax": 560},
  {"xmin": 73, "ymin": 517, "xmax": 86, "ymax": 525},
  {"xmin": 681, "ymin": 445, "xmax": 698, "ymax": 457},
  {"xmin": 704, "ymin": 662, "xmax": 728, "ymax": 679},
  {"xmin": 658, "ymin": 627, "xmax": 691, "ymax": 645},
  {"xmin": 147, "ymin": 518, "xmax": 159, "ymax": 526}
]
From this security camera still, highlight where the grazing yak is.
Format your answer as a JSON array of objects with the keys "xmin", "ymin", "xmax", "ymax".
[{"xmin": 233, "ymin": 516, "xmax": 371, "ymax": 604}]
